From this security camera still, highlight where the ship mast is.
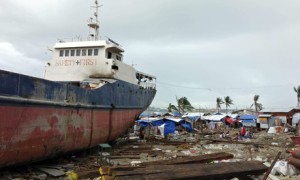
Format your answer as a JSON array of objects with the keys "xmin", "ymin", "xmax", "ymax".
[{"xmin": 88, "ymin": 0, "xmax": 101, "ymax": 41}]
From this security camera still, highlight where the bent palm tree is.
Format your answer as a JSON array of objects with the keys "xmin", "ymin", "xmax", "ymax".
[
  {"xmin": 168, "ymin": 97, "xmax": 194, "ymax": 115},
  {"xmin": 216, "ymin": 97, "xmax": 224, "ymax": 113},
  {"xmin": 224, "ymin": 96, "xmax": 233, "ymax": 113},
  {"xmin": 167, "ymin": 103, "xmax": 178, "ymax": 113},
  {"xmin": 250, "ymin": 94, "xmax": 263, "ymax": 112},
  {"xmin": 294, "ymin": 86, "xmax": 300, "ymax": 107},
  {"xmin": 176, "ymin": 96, "xmax": 194, "ymax": 114}
]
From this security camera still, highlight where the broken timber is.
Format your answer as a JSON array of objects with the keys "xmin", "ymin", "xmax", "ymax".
[
  {"xmin": 141, "ymin": 152, "xmax": 234, "ymax": 165},
  {"xmin": 205, "ymin": 138, "xmax": 282, "ymax": 147},
  {"xmin": 113, "ymin": 161, "xmax": 267, "ymax": 180}
]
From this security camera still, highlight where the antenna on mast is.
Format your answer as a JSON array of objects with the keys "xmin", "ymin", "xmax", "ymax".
[{"xmin": 88, "ymin": 0, "xmax": 102, "ymax": 40}]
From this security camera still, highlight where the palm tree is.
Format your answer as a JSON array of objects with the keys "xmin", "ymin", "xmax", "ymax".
[
  {"xmin": 294, "ymin": 86, "xmax": 300, "ymax": 107},
  {"xmin": 169, "ymin": 96, "xmax": 194, "ymax": 115},
  {"xmin": 167, "ymin": 103, "xmax": 177, "ymax": 112},
  {"xmin": 224, "ymin": 96, "xmax": 233, "ymax": 113},
  {"xmin": 216, "ymin": 97, "xmax": 224, "ymax": 113},
  {"xmin": 250, "ymin": 95, "xmax": 263, "ymax": 112},
  {"xmin": 176, "ymin": 96, "xmax": 194, "ymax": 114}
]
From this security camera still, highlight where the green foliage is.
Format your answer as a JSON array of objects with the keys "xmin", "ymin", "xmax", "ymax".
[
  {"xmin": 168, "ymin": 96, "xmax": 194, "ymax": 114},
  {"xmin": 250, "ymin": 94, "xmax": 263, "ymax": 112},
  {"xmin": 224, "ymin": 96, "xmax": 233, "ymax": 113},
  {"xmin": 167, "ymin": 103, "xmax": 178, "ymax": 112},
  {"xmin": 294, "ymin": 86, "xmax": 300, "ymax": 106},
  {"xmin": 216, "ymin": 97, "xmax": 224, "ymax": 109}
]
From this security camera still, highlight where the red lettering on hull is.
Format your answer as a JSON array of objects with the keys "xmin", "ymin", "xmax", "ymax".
[{"xmin": 54, "ymin": 59, "xmax": 96, "ymax": 66}]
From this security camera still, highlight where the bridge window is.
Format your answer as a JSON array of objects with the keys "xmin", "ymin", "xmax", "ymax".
[
  {"xmin": 94, "ymin": 49, "xmax": 99, "ymax": 56},
  {"xmin": 59, "ymin": 48, "xmax": 100, "ymax": 57},
  {"xmin": 65, "ymin": 50, "xmax": 69, "ymax": 56},
  {"xmin": 88, "ymin": 49, "xmax": 93, "ymax": 56},
  {"xmin": 82, "ymin": 49, "xmax": 87, "ymax": 56},
  {"xmin": 59, "ymin": 50, "xmax": 64, "ymax": 57},
  {"xmin": 71, "ymin": 49, "xmax": 75, "ymax": 56},
  {"xmin": 76, "ymin": 49, "xmax": 81, "ymax": 56}
]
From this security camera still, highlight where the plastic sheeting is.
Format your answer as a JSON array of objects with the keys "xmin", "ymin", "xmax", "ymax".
[
  {"xmin": 180, "ymin": 123, "xmax": 193, "ymax": 132},
  {"xmin": 136, "ymin": 118, "xmax": 192, "ymax": 136}
]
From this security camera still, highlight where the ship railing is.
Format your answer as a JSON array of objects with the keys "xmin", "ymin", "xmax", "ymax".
[
  {"xmin": 136, "ymin": 71, "xmax": 156, "ymax": 90},
  {"xmin": 138, "ymin": 80, "xmax": 156, "ymax": 90}
]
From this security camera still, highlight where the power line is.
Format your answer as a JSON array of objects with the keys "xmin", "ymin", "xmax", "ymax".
[{"xmin": 157, "ymin": 81, "xmax": 296, "ymax": 90}]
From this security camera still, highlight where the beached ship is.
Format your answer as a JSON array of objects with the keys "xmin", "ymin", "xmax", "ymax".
[{"xmin": 0, "ymin": 0, "xmax": 156, "ymax": 168}]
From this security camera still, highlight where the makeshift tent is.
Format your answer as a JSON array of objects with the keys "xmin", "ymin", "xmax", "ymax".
[
  {"xmin": 163, "ymin": 112, "xmax": 173, "ymax": 117},
  {"xmin": 292, "ymin": 113, "xmax": 300, "ymax": 127},
  {"xmin": 258, "ymin": 114, "xmax": 274, "ymax": 129},
  {"xmin": 136, "ymin": 118, "xmax": 192, "ymax": 136},
  {"xmin": 180, "ymin": 122, "xmax": 193, "ymax": 132},
  {"xmin": 184, "ymin": 112, "xmax": 204, "ymax": 121},
  {"xmin": 225, "ymin": 117, "xmax": 234, "ymax": 124},
  {"xmin": 239, "ymin": 115, "xmax": 256, "ymax": 127},
  {"xmin": 173, "ymin": 111, "xmax": 182, "ymax": 117},
  {"xmin": 164, "ymin": 118, "xmax": 193, "ymax": 134},
  {"xmin": 152, "ymin": 112, "xmax": 162, "ymax": 117},
  {"xmin": 227, "ymin": 113, "xmax": 239, "ymax": 120},
  {"xmin": 136, "ymin": 118, "xmax": 164, "ymax": 127},
  {"xmin": 164, "ymin": 120, "xmax": 176, "ymax": 135},
  {"xmin": 201, "ymin": 114, "xmax": 227, "ymax": 129},
  {"xmin": 202, "ymin": 114, "xmax": 227, "ymax": 122}
]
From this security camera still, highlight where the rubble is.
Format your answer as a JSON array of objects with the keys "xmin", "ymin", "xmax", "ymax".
[{"xmin": 1, "ymin": 126, "xmax": 300, "ymax": 179}]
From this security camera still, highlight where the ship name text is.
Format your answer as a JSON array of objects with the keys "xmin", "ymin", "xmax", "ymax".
[{"xmin": 55, "ymin": 59, "xmax": 96, "ymax": 66}]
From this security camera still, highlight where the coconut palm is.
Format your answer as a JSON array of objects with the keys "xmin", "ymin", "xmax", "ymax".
[
  {"xmin": 169, "ymin": 96, "xmax": 194, "ymax": 115},
  {"xmin": 294, "ymin": 86, "xmax": 300, "ymax": 107},
  {"xmin": 216, "ymin": 97, "xmax": 224, "ymax": 113},
  {"xmin": 176, "ymin": 96, "xmax": 194, "ymax": 114},
  {"xmin": 167, "ymin": 103, "xmax": 177, "ymax": 112},
  {"xmin": 224, "ymin": 96, "xmax": 234, "ymax": 113},
  {"xmin": 250, "ymin": 94, "xmax": 263, "ymax": 112}
]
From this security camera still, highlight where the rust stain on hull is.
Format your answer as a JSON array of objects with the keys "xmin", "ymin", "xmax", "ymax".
[{"xmin": 0, "ymin": 105, "xmax": 142, "ymax": 168}]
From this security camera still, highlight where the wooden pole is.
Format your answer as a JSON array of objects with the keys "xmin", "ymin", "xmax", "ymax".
[{"xmin": 263, "ymin": 151, "xmax": 281, "ymax": 180}]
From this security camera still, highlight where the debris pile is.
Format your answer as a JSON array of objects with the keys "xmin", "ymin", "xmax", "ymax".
[{"xmin": 2, "ymin": 123, "xmax": 300, "ymax": 179}]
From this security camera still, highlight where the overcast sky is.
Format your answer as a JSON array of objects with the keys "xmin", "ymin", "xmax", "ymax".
[{"xmin": 1, "ymin": 0, "xmax": 300, "ymax": 110}]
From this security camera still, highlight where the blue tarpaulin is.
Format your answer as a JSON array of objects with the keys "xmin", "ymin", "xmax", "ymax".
[
  {"xmin": 136, "ymin": 118, "xmax": 192, "ymax": 136},
  {"xmin": 180, "ymin": 123, "xmax": 193, "ymax": 132},
  {"xmin": 186, "ymin": 115, "xmax": 200, "ymax": 121},
  {"xmin": 137, "ymin": 119, "xmax": 164, "ymax": 127},
  {"xmin": 164, "ymin": 120, "xmax": 176, "ymax": 135},
  {"xmin": 173, "ymin": 111, "xmax": 182, "ymax": 117},
  {"xmin": 239, "ymin": 115, "xmax": 257, "ymax": 120},
  {"xmin": 239, "ymin": 115, "xmax": 257, "ymax": 127}
]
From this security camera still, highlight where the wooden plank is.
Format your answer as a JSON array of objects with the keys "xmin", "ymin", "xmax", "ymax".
[
  {"xmin": 141, "ymin": 152, "xmax": 234, "ymax": 165},
  {"xmin": 263, "ymin": 152, "xmax": 281, "ymax": 180},
  {"xmin": 108, "ymin": 166, "xmax": 143, "ymax": 176},
  {"xmin": 205, "ymin": 138, "xmax": 282, "ymax": 147},
  {"xmin": 110, "ymin": 155, "xmax": 141, "ymax": 159},
  {"xmin": 114, "ymin": 161, "xmax": 267, "ymax": 180}
]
